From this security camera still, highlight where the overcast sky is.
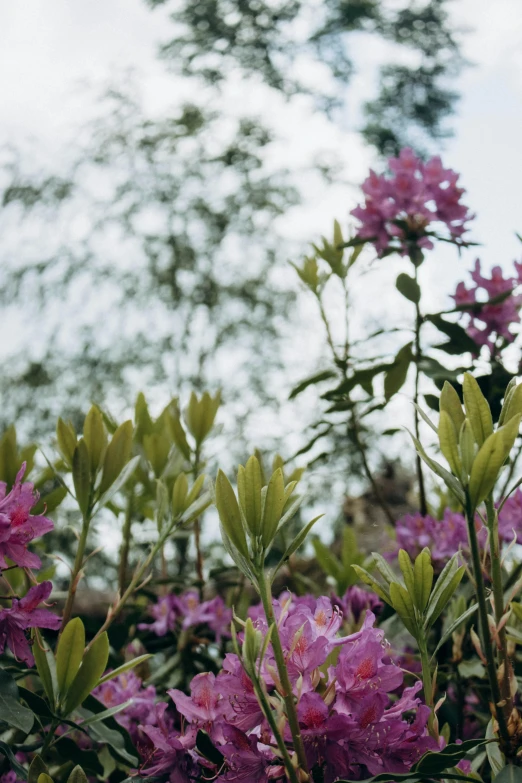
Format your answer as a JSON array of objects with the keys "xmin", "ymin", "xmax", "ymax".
[{"xmin": 1, "ymin": 0, "xmax": 521, "ymax": 265}]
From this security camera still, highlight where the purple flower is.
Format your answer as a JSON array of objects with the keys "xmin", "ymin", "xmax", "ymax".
[
  {"xmin": 139, "ymin": 703, "xmax": 197, "ymax": 783},
  {"xmin": 168, "ymin": 672, "xmax": 224, "ymax": 745},
  {"xmin": 217, "ymin": 654, "xmax": 265, "ymax": 731},
  {"xmin": 498, "ymin": 488, "xmax": 522, "ymax": 544},
  {"xmin": 135, "ymin": 596, "xmax": 439, "ymax": 782},
  {"xmin": 218, "ymin": 725, "xmax": 271, "ymax": 782},
  {"xmin": 0, "ymin": 463, "xmax": 54, "ymax": 571},
  {"xmin": 0, "ymin": 581, "xmax": 61, "ymax": 665},
  {"xmin": 335, "ymin": 585, "xmax": 383, "ymax": 625},
  {"xmin": 139, "ymin": 590, "xmax": 232, "ymax": 643},
  {"xmin": 452, "ymin": 259, "xmax": 522, "ymax": 354},
  {"xmin": 137, "ymin": 594, "xmax": 177, "ymax": 636},
  {"xmin": 93, "ymin": 670, "xmax": 158, "ymax": 743},
  {"xmin": 394, "ymin": 509, "xmax": 469, "ymax": 570},
  {"xmin": 351, "ymin": 148, "xmax": 472, "ymax": 257}
]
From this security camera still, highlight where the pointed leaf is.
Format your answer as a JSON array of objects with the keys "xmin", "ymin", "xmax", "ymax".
[
  {"xmin": 63, "ymin": 633, "xmax": 110, "ymax": 715},
  {"xmin": 463, "ymin": 373, "xmax": 493, "ymax": 446},
  {"xmin": 56, "ymin": 618, "xmax": 85, "ymax": 700},
  {"xmin": 215, "ymin": 470, "xmax": 249, "ymax": 558},
  {"xmin": 413, "ymin": 549, "xmax": 433, "ymax": 613}
]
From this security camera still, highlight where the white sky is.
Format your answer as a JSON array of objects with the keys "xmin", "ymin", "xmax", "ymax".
[{"xmin": 0, "ymin": 0, "xmax": 520, "ymax": 263}]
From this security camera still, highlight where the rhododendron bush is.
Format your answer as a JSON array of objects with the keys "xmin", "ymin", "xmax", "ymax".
[{"xmin": 3, "ymin": 149, "xmax": 522, "ymax": 783}]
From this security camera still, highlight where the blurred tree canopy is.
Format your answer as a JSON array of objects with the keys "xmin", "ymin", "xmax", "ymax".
[
  {"xmin": 150, "ymin": 0, "xmax": 464, "ymax": 154},
  {"xmin": 0, "ymin": 0, "xmax": 465, "ymax": 451}
]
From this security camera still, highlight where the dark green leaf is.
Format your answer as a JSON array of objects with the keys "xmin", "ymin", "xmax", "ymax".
[
  {"xmin": 0, "ymin": 669, "xmax": 34, "ymax": 734},
  {"xmin": 28, "ymin": 756, "xmax": 48, "ymax": 783},
  {"xmin": 426, "ymin": 314, "xmax": 478, "ymax": 354},
  {"xmin": 494, "ymin": 766, "xmax": 522, "ymax": 783},
  {"xmin": 0, "ymin": 740, "xmax": 28, "ymax": 779},
  {"xmin": 289, "ymin": 370, "xmax": 337, "ymax": 399},
  {"xmin": 196, "ymin": 730, "xmax": 225, "ymax": 766},
  {"xmin": 384, "ymin": 343, "xmax": 413, "ymax": 401},
  {"xmin": 396, "ymin": 273, "xmax": 421, "ymax": 304}
]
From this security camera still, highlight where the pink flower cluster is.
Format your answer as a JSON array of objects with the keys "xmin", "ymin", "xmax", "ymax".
[
  {"xmin": 498, "ymin": 488, "xmax": 522, "ymax": 544},
  {"xmin": 351, "ymin": 148, "xmax": 472, "ymax": 257},
  {"xmin": 394, "ymin": 503, "xmax": 522, "ymax": 571},
  {"xmin": 393, "ymin": 509, "xmax": 469, "ymax": 571},
  {"xmin": 0, "ymin": 464, "xmax": 60, "ymax": 665},
  {"xmin": 138, "ymin": 589, "xmax": 232, "ymax": 644},
  {"xmin": 94, "ymin": 670, "xmax": 159, "ymax": 744},
  {"xmin": 139, "ymin": 594, "xmax": 437, "ymax": 782},
  {"xmin": 452, "ymin": 259, "xmax": 522, "ymax": 353}
]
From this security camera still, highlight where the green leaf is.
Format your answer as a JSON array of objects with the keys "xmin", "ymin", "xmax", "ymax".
[
  {"xmin": 261, "ymin": 468, "xmax": 285, "ymax": 547},
  {"xmin": 406, "ymin": 428, "xmax": 465, "ymax": 504},
  {"xmin": 196, "ymin": 730, "xmax": 225, "ymax": 767},
  {"xmin": 384, "ymin": 342, "xmax": 413, "ymax": 401},
  {"xmin": 498, "ymin": 378, "xmax": 518, "ymax": 426},
  {"xmin": 390, "ymin": 582, "xmax": 417, "ymax": 636},
  {"xmin": 352, "ymin": 565, "xmax": 390, "ymax": 604},
  {"xmin": 239, "ymin": 455, "xmax": 263, "ymax": 536},
  {"xmin": 469, "ymin": 420, "xmax": 519, "ymax": 509},
  {"xmin": 56, "ymin": 618, "xmax": 86, "ymax": 700},
  {"xmin": 273, "ymin": 515, "xmax": 323, "ymax": 576},
  {"xmin": 289, "ymin": 370, "xmax": 337, "ymax": 400},
  {"xmin": 28, "ymin": 756, "xmax": 48, "ymax": 783},
  {"xmin": 215, "ymin": 470, "xmax": 249, "ymax": 559},
  {"xmin": 67, "ymin": 767, "xmax": 89, "ymax": 783},
  {"xmin": 431, "ymin": 603, "xmax": 478, "ymax": 658},
  {"xmin": 425, "ymin": 554, "xmax": 460, "ymax": 623},
  {"xmin": 313, "ymin": 539, "xmax": 343, "ymax": 583},
  {"xmin": 398, "ymin": 549, "xmax": 414, "ymax": 595},
  {"xmin": 83, "ymin": 406, "xmax": 108, "ymax": 476},
  {"xmin": 56, "ymin": 418, "xmax": 77, "ymax": 466},
  {"xmin": 38, "ymin": 775, "xmax": 53, "ymax": 783},
  {"xmin": 96, "ymin": 455, "xmax": 140, "ymax": 510},
  {"xmin": 396, "ymin": 272, "xmax": 421, "ymax": 304},
  {"xmin": 72, "ymin": 439, "xmax": 91, "ymax": 517},
  {"xmin": 427, "ymin": 314, "xmax": 479, "ymax": 354},
  {"xmin": 486, "ymin": 718, "xmax": 505, "ymax": 778},
  {"xmin": 32, "ymin": 629, "xmax": 57, "ymax": 710},
  {"xmin": 0, "ymin": 669, "xmax": 34, "ymax": 734},
  {"xmin": 97, "ymin": 655, "xmax": 153, "ymax": 685},
  {"xmin": 413, "ymin": 739, "xmax": 490, "ymax": 775},
  {"xmin": 439, "ymin": 410, "xmax": 462, "ymax": 476},
  {"xmin": 463, "ymin": 372, "xmax": 493, "ymax": 446},
  {"xmin": 63, "ymin": 633, "xmax": 110, "ymax": 716},
  {"xmin": 413, "ymin": 549, "xmax": 433, "ymax": 613},
  {"xmin": 494, "ymin": 767, "xmax": 522, "ymax": 783},
  {"xmin": 425, "ymin": 566, "xmax": 465, "ymax": 628},
  {"xmin": 0, "ymin": 740, "xmax": 29, "ymax": 779},
  {"xmin": 99, "ymin": 420, "xmax": 134, "ymax": 495},
  {"xmin": 440, "ymin": 381, "xmax": 465, "ymax": 432},
  {"xmin": 170, "ymin": 415, "xmax": 191, "ymax": 460}
]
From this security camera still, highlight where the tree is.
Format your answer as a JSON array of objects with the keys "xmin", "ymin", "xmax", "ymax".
[{"xmin": 0, "ymin": 0, "xmax": 465, "ymax": 452}]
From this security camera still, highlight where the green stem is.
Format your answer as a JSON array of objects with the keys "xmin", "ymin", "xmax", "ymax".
[
  {"xmin": 485, "ymin": 497, "xmax": 513, "ymax": 718},
  {"xmin": 118, "ymin": 489, "xmax": 134, "ymax": 594},
  {"xmin": 61, "ymin": 505, "xmax": 92, "ymax": 632},
  {"xmin": 193, "ymin": 449, "xmax": 204, "ymax": 596},
  {"xmin": 413, "ymin": 266, "xmax": 427, "ymax": 516},
  {"xmin": 251, "ymin": 672, "xmax": 300, "ymax": 783},
  {"xmin": 465, "ymin": 492, "xmax": 511, "ymax": 754},
  {"xmin": 316, "ymin": 288, "xmax": 396, "ymax": 526},
  {"xmin": 258, "ymin": 570, "xmax": 309, "ymax": 777},
  {"xmin": 86, "ymin": 520, "xmax": 175, "ymax": 650},
  {"xmin": 418, "ymin": 636, "xmax": 437, "ymax": 738},
  {"xmin": 40, "ymin": 718, "xmax": 59, "ymax": 760}
]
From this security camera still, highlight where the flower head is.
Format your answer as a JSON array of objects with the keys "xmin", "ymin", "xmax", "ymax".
[
  {"xmin": 0, "ymin": 463, "xmax": 54, "ymax": 571},
  {"xmin": 351, "ymin": 148, "xmax": 472, "ymax": 257},
  {"xmin": 452, "ymin": 259, "xmax": 522, "ymax": 354},
  {"xmin": 0, "ymin": 581, "xmax": 61, "ymax": 665}
]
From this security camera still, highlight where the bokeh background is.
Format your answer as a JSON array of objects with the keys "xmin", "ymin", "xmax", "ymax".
[{"xmin": 1, "ymin": 0, "xmax": 521, "ymax": 538}]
